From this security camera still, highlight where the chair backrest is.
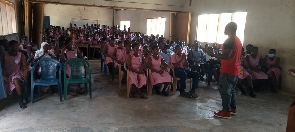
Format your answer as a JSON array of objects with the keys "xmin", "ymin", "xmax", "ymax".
[
  {"xmin": 64, "ymin": 58, "xmax": 90, "ymax": 79},
  {"xmin": 33, "ymin": 58, "xmax": 62, "ymax": 80}
]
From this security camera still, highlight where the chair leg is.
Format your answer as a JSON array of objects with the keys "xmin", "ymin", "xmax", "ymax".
[
  {"xmin": 119, "ymin": 71, "xmax": 122, "ymax": 88},
  {"xmin": 126, "ymin": 77, "xmax": 131, "ymax": 98},
  {"xmin": 30, "ymin": 85, "xmax": 34, "ymax": 103},
  {"xmin": 101, "ymin": 59, "xmax": 103, "ymax": 72},
  {"xmin": 23, "ymin": 81, "xmax": 29, "ymax": 104},
  {"xmin": 147, "ymin": 79, "xmax": 153, "ymax": 96},
  {"xmin": 172, "ymin": 78, "xmax": 177, "ymax": 94},
  {"xmin": 64, "ymin": 82, "xmax": 68, "ymax": 101},
  {"xmin": 58, "ymin": 83, "xmax": 62, "ymax": 102},
  {"xmin": 190, "ymin": 78, "xmax": 192, "ymax": 90},
  {"xmin": 89, "ymin": 81, "xmax": 92, "ymax": 98},
  {"xmin": 37, "ymin": 86, "xmax": 41, "ymax": 96},
  {"xmin": 84, "ymin": 83, "xmax": 87, "ymax": 93}
]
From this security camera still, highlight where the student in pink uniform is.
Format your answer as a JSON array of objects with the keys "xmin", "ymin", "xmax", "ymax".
[
  {"xmin": 148, "ymin": 45, "xmax": 172, "ymax": 96},
  {"xmin": 1, "ymin": 40, "xmax": 29, "ymax": 109},
  {"xmin": 103, "ymin": 38, "xmax": 117, "ymax": 75},
  {"xmin": 264, "ymin": 49, "xmax": 281, "ymax": 93},
  {"xmin": 237, "ymin": 48, "xmax": 256, "ymax": 98},
  {"xmin": 126, "ymin": 43, "xmax": 147, "ymax": 99},
  {"xmin": 114, "ymin": 41, "xmax": 127, "ymax": 82},
  {"xmin": 245, "ymin": 47, "xmax": 268, "ymax": 92},
  {"xmin": 61, "ymin": 42, "xmax": 84, "ymax": 94}
]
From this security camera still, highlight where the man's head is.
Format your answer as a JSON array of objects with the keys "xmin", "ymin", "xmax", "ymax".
[{"xmin": 224, "ymin": 22, "xmax": 237, "ymax": 36}]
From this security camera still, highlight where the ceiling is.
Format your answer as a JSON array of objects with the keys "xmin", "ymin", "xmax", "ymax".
[{"xmin": 28, "ymin": 0, "xmax": 187, "ymax": 12}]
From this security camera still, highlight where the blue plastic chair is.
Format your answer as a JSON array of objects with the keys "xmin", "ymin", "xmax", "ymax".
[
  {"xmin": 63, "ymin": 58, "xmax": 92, "ymax": 101},
  {"xmin": 30, "ymin": 58, "xmax": 62, "ymax": 103},
  {"xmin": 0, "ymin": 61, "xmax": 6, "ymax": 100}
]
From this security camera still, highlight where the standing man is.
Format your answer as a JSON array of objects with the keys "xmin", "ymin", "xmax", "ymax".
[{"xmin": 207, "ymin": 22, "xmax": 242, "ymax": 119}]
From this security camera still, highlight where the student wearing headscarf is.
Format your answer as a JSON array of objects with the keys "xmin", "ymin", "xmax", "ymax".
[{"xmin": 34, "ymin": 42, "xmax": 56, "ymax": 62}]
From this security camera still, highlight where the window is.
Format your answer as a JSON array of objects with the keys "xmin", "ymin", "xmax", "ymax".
[
  {"xmin": 217, "ymin": 13, "xmax": 232, "ymax": 44},
  {"xmin": 146, "ymin": 17, "xmax": 166, "ymax": 36},
  {"xmin": 197, "ymin": 12, "xmax": 247, "ymax": 44},
  {"xmin": 120, "ymin": 21, "xmax": 130, "ymax": 31},
  {"xmin": 0, "ymin": 1, "xmax": 17, "ymax": 35}
]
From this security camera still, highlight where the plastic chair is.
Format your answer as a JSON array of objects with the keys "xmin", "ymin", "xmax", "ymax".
[
  {"xmin": 30, "ymin": 58, "xmax": 62, "ymax": 103},
  {"xmin": 118, "ymin": 64, "xmax": 125, "ymax": 88},
  {"xmin": 63, "ymin": 58, "xmax": 92, "ymax": 100},
  {"xmin": 125, "ymin": 63, "xmax": 131, "ymax": 97}
]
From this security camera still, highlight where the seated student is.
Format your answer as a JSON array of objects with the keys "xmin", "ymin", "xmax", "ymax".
[
  {"xmin": 1, "ymin": 40, "xmax": 29, "ymax": 109},
  {"xmin": 245, "ymin": 44, "xmax": 253, "ymax": 55},
  {"xmin": 148, "ymin": 46, "xmax": 172, "ymax": 96},
  {"xmin": 34, "ymin": 42, "xmax": 56, "ymax": 62},
  {"xmin": 159, "ymin": 45, "xmax": 172, "ymax": 64},
  {"xmin": 90, "ymin": 35, "xmax": 98, "ymax": 44},
  {"xmin": 103, "ymin": 38, "xmax": 117, "ymax": 74},
  {"xmin": 126, "ymin": 43, "xmax": 147, "ymax": 99},
  {"xmin": 81, "ymin": 35, "xmax": 90, "ymax": 44},
  {"xmin": 237, "ymin": 48, "xmax": 256, "ymax": 98},
  {"xmin": 170, "ymin": 45, "xmax": 199, "ymax": 98},
  {"xmin": 245, "ymin": 47, "xmax": 268, "ymax": 91},
  {"xmin": 141, "ymin": 45, "xmax": 150, "ymax": 65},
  {"xmin": 49, "ymin": 40, "xmax": 60, "ymax": 58},
  {"xmin": 264, "ymin": 49, "xmax": 281, "ymax": 93},
  {"xmin": 188, "ymin": 44, "xmax": 203, "ymax": 71},
  {"xmin": 124, "ymin": 42, "xmax": 133, "ymax": 55},
  {"xmin": 114, "ymin": 41, "xmax": 127, "ymax": 81},
  {"xmin": 61, "ymin": 42, "xmax": 84, "ymax": 94}
]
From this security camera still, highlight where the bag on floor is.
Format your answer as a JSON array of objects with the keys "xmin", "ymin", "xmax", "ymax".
[{"xmin": 286, "ymin": 100, "xmax": 295, "ymax": 132}]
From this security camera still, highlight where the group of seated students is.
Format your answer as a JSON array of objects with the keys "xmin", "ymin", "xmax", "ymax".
[
  {"xmin": 103, "ymin": 38, "xmax": 200, "ymax": 99},
  {"xmin": 0, "ymin": 22, "xmax": 282, "ymax": 108},
  {"xmin": 102, "ymin": 38, "xmax": 282, "ymax": 99},
  {"xmin": 0, "ymin": 36, "xmax": 85, "ymax": 109},
  {"xmin": 238, "ymin": 44, "xmax": 281, "ymax": 95}
]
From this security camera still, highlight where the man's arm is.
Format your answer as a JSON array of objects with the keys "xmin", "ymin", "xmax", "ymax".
[
  {"xmin": 211, "ymin": 49, "xmax": 233, "ymax": 60},
  {"xmin": 207, "ymin": 37, "xmax": 234, "ymax": 60}
]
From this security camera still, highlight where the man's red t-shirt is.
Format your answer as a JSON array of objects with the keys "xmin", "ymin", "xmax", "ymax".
[{"xmin": 220, "ymin": 36, "xmax": 242, "ymax": 76}]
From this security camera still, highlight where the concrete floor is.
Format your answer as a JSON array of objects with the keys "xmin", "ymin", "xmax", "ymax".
[{"xmin": 0, "ymin": 60, "xmax": 294, "ymax": 132}]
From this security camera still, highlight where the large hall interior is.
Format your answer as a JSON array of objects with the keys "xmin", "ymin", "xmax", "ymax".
[{"xmin": 0, "ymin": 0, "xmax": 295, "ymax": 131}]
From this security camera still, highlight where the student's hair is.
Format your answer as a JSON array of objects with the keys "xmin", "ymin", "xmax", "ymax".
[
  {"xmin": 143, "ymin": 45, "xmax": 148, "ymax": 50},
  {"xmin": 102, "ymin": 37, "xmax": 107, "ymax": 41},
  {"xmin": 151, "ymin": 45, "xmax": 158, "ymax": 50},
  {"xmin": 164, "ymin": 45, "xmax": 170, "ymax": 49},
  {"xmin": 246, "ymin": 44, "xmax": 253, "ymax": 47},
  {"xmin": 9, "ymin": 40, "xmax": 18, "ymax": 46},
  {"xmin": 0, "ymin": 39, "xmax": 7, "ymax": 45},
  {"xmin": 269, "ymin": 49, "xmax": 276, "ymax": 53},
  {"xmin": 175, "ymin": 45, "xmax": 181, "ymax": 49},
  {"xmin": 118, "ymin": 41, "xmax": 123, "ymax": 44},
  {"xmin": 132, "ymin": 43, "xmax": 139, "ymax": 49},
  {"xmin": 252, "ymin": 47, "xmax": 258, "ymax": 50}
]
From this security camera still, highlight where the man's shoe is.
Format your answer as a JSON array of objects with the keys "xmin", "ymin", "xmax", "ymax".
[
  {"xmin": 180, "ymin": 92, "xmax": 193, "ymax": 98},
  {"xmin": 231, "ymin": 108, "xmax": 236, "ymax": 115},
  {"xmin": 214, "ymin": 111, "xmax": 231, "ymax": 119},
  {"xmin": 189, "ymin": 92, "xmax": 199, "ymax": 98}
]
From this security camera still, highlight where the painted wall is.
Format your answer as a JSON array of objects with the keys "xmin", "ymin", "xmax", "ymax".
[
  {"xmin": 30, "ymin": 0, "xmax": 183, "ymax": 11},
  {"xmin": 115, "ymin": 10, "xmax": 171, "ymax": 39},
  {"xmin": 183, "ymin": 0, "xmax": 295, "ymax": 92},
  {"xmin": 44, "ymin": 4, "xmax": 114, "ymax": 28}
]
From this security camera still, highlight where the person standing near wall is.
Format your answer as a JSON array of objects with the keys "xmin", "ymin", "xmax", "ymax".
[{"xmin": 207, "ymin": 22, "xmax": 242, "ymax": 119}]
